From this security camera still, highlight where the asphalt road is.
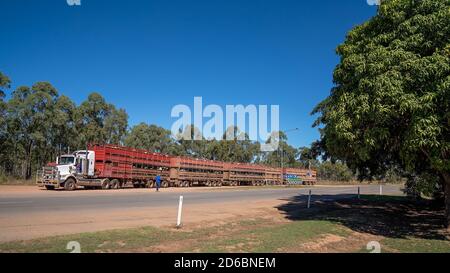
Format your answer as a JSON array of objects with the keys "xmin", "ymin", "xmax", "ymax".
[{"xmin": 0, "ymin": 184, "xmax": 403, "ymax": 216}]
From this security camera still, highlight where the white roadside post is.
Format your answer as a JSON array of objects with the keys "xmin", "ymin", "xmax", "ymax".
[
  {"xmin": 176, "ymin": 195, "xmax": 184, "ymax": 228},
  {"xmin": 379, "ymin": 184, "xmax": 383, "ymax": 196},
  {"xmin": 307, "ymin": 190, "xmax": 312, "ymax": 209}
]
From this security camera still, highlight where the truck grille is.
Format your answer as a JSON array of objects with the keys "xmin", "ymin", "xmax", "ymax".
[{"xmin": 36, "ymin": 167, "xmax": 60, "ymax": 186}]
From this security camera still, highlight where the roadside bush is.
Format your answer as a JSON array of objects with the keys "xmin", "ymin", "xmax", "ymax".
[
  {"xmin": 404, "ymin": 172, "xmax": 444, "ymax": 203},
  {"xmin": 317, "ymin": 161, "xmax": 354, "ymax": 182},
  {"xmin": 0, "ymin": 172, "xmax": 7, "ymax": 184},
  {"xmin": 379, "ymin": 167, "xmax": 406, "ymax": 184}
]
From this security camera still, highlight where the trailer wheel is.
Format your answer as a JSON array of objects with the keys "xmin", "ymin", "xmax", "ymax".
[
  {"xmin": 64, "ymin": 178, "xmax": 77, "ymax": 191},
  {"xmin": 110, "ymin": 179, "xmax": 120, "ymax": 189},
  {"xmin": 101, "ymin": 179, "xmax": 110, "ymax": 190},
  {"xmin": 162, "ymin": 181, "xmax": 169, "ymax": 188}
]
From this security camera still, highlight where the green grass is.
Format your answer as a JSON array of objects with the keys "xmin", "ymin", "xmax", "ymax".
[
  {"xmin": 357, "ymin": 237, "xmax": 450, "ymax": 253},
  {"xmin": 0, "ymin": 226, "xmax": 188, "ymax": 253},
  {"xmin": 0, "ymin": 218, "xmax": 345, "ymax": 253},
  {"xmin": 381, "ymin": 237, "xmax": 450, "ymax": 253},
  {"xmin": 1, "ymin": 217, "xmax": 448, "ymax": 253},
  {"xmin": 182, "ymin": 219, "xmax": 347, "ymax": 253}
]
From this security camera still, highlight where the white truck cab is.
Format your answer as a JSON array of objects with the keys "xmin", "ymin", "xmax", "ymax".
[{"xmin": 36, "ymin": 150, "xmax": 95, "ymax": 190}]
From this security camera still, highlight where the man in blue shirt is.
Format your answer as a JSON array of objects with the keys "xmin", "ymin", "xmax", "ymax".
[{"xmin": 155, "ymin": 172, "xmax": 162, "ymax": 192}]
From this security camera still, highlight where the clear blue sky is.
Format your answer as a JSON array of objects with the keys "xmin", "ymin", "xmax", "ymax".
[{"xmin": 1, "ymin": 0, "xmax": 377, "ymax": 148}]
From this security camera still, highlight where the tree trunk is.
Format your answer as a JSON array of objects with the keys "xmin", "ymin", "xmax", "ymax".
[
  {"xmin": 443, "ymin": 172, "xmax": 450, "ymax": 229},
  {"xmin": 25, "ymin": 142, "xmax": 33, "ymax": 180}
]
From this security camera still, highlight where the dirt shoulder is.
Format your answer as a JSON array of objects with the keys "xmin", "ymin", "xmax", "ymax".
[{"xmin": 0, "ymin": 198, "xmax": 283, "ymax": 243}]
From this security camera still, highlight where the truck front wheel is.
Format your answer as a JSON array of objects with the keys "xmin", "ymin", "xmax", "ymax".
[{"xmin": 64, "ymin": 178, "xmax": 77, "ymax": 191}]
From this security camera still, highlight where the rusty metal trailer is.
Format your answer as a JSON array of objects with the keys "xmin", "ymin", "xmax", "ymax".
[
  {"xmin": 264, "ymin": 166, "xmax": 283, "ymax": 185},
  {"xmin": 89, "ymin": 144, "xmax": 172, "ymax": 188},
  {"xmin": 224, "ymin": 163, "xmax": 266, "ymax": 186},
  {"xmin": 169, "ymin": 157, "xmax": 224, "ymax": 187}
]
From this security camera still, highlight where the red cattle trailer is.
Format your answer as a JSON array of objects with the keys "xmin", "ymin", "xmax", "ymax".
[
  {"xmin": 264, "ymin": 166, "xmax": 283, "ymax": 185},
  {"xmin": 224, "ymin": 162, "xmax": 266, "ymax": 186},
  {"xmin": 169, "ymin": 157, "xmax": 224, "ymax": 187},
  {"xmin": 91, "ymin": 144, "xmax": 172, "ymax": 188}
]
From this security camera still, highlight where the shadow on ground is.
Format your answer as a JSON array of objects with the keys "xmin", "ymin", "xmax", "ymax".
[{"xmin": 276, "ymin": 194, "xmax": 448, "ymax": 240}]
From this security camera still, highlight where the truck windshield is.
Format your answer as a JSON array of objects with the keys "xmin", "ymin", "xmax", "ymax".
[{"xmin": 59, "ymin": 156, "xmax": 75, "ymax": 165}]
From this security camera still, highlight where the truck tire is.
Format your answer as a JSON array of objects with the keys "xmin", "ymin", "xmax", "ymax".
[
  {"xmin": 110, "ymin": 179, "xmax": 120, "ymax": 189},
  {"xmin": 64, "ymin": 178, "xmax": 77, "ymax": 191},
  {"xmin": 101, "ymin": 179, "xmax": 110, "ymax": 190}
]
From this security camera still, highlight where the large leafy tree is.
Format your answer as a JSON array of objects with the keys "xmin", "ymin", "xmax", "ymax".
[
  {"xmin": 7, "ymin": 82, "xmax": 60, "ymax": 178},
  {"xmin": 213, "ymin": 126, "xmax": 260, "ymax": 163},
  {"xmin": 125, "ymin": 123, "xmax": 181, "ymax": 154},
  {"xmin": 312, "ymin": 0, "xmax": 450, "ymax": 226},
  {"xmin": 0, "ymin": 74, "xmax": 132, "ymax": 179},
  {"xmin": 263, "ymin": 131, "xmax": 300, "ymax": 168},
  {"xmin": 104, "ymin": 106, "xmax": 128, "ymax": 145},
  {"xmin": 75, "ymin": 93, "xmax": 128, "ymax": 147},
  {"xmin": 75, "ymin": 92, "xmax": 110, "ymax": 146},
  {"xmin": 52, "ymin": 95, "xmax": 77, "ymax": 155}
]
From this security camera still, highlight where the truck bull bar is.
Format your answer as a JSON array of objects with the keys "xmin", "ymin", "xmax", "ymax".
[{"xmin": 36, "ymin": 167, "xmax": 61, "ymax": 188}]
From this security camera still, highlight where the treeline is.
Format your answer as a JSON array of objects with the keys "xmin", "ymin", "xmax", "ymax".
[
  {"xmin": 0, "ymin": 72, "xmax": 128, "ymax": 179},
  {"xmin": 0, "ymin": 71, "xmax": 353, "ymax": 181}
]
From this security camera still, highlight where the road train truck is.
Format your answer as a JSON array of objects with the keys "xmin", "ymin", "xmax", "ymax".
[{"xmin": 36, "ymin": 144, "xmax": 171, "ymax": 190}]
